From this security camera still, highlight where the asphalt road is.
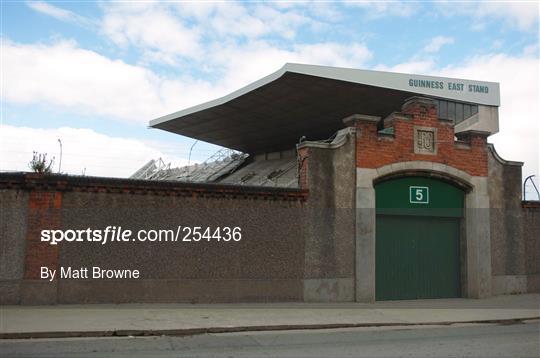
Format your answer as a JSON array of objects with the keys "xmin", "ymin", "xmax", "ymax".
[{"xmin": 1, "ymin": 322, "xmax": 538, "ymax": 358}]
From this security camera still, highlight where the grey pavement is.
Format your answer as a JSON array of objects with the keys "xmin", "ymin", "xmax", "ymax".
[
  {"xmin": 0, "ymin": 294, "xmax": 538, "ymax": 339},
  {"xmin": 1, "ymin": 321, "xmax": 539, "ymax": 357}
]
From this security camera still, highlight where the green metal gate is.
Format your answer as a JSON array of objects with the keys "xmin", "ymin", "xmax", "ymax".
[{"xmin": 375, "ymin": 177, "xmax": 464, "ymax": 300}]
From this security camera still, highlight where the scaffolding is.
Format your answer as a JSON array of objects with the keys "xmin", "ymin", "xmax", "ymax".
[{"xmin": 130, "ymin": 149, "xmax": 248, "ymax": 183}]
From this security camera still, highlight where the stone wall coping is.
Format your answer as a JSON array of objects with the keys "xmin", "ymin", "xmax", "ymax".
[
  {"xmin": 342, "ymin": 114, "xmax": 381, "ymax": 126},
  {"xmin": 0, "ymin": 172, "xmax": 308, "ymax": 201},
  {"xmin": 297, "ymin": 127, "xmax": 355, "ymax": 150},
  {"xmin": 522, "ymin": 200, "xmax": 540, "ymax": 209},
  {"xmin": 488, "ymin": 144, "xmax": 524, "ymax": 167}
]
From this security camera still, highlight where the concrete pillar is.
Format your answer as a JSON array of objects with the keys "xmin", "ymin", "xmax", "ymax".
[
  {"xmin": 355, "ymin": 168, "xmax": 377, "ymax": 302},
  {"xmin": 345, "ymin": 114, "xmax": 381, "ymax": 303},
  {"xmin": 465, "ymin": 176, "xmax": 492, "ymax": 298}
]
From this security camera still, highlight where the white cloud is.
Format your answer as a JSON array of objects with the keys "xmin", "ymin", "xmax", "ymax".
[
  {"xmin": 99, "ymin": 2, "xmax": 319, "ymax": 64},
  {"xmin": 0, "ymin": 125, "xmax": 189, "ymax": 177},
  {"xmin": 3, "ymin": 38, "xmax": 372, "ymax": 125},
  {"xmin": 523, "ymin": 43, "xmax": 539, "ymax": 56},
  {"xmin": 198, "ymin": 40, "xmax": 372, "ymax": 93},
  {"xmin": 346, "ymin": 1, "xmax": 417, "ymax": 18},
  {"xmin": 436, "ymin": 1, "xmax": 539, "ymax": 32},
  {"xmin": 306, "ymin": 2, "xmax": 344, "ymax": 22},
  {"xmin": 423, "ymin": 36, "xmax": 454, "ymax": 53},
  {"xmin": 202, "ymin": 2, "xmax": 267, "ymax": 38},
  {"xmin": 2, "ymin": 40, "xmax": 223, "ymax": 123},
  {"xmin": 26, "ymin": 1, "xmax": 90, "ymax": 26},
  {"xmin": 475, "ymin": 2, "xmax": 539, "ymax": 31},
  {"xmin": 101, "ymin": 3, "xmax": 202, "ymax": 63},
  {"xmin": 373, "ymin": 60, "xmax": 435, "ymax": 74},
  {"xmin": 295, "ymin": 42, "xmax": 373, "ymax": 66},
  {"xmin": 175, "ymin": 2, "xmax": 313, "ymax": 39},
  {"xmin": 252, "ymin": 4, "xmax": 313, "ymax": 39}
]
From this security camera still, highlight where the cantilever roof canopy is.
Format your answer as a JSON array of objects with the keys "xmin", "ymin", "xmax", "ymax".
[{"xmin": 150, "ymin": 63, "xmax": 500, "ymax": 154}]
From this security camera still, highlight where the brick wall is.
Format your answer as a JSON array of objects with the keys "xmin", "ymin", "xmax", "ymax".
[
  {"xmin": 0, "ymin": 173, "xmax": 313, "ymax": 304},
  {"xmin": 355, "ymin": 98, "xmax": 489, "ymax": 177},
  {"xmin": 24, "ymin": 191, "xmax": 62, "ymax": 280}
]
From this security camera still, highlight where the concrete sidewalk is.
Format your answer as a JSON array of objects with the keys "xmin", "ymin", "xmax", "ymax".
[{"xmin": 1, "ymin": 294, "xmax": 538, "ymax": 339}]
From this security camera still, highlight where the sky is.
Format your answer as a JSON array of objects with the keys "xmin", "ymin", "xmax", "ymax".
[{"xmin": 1, "ymin": 1, "xmax": 539, "ymax": 196}]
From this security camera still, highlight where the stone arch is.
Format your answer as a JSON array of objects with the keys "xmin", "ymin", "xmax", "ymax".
[
  {"xmin": 355, "ymin": 162, "xmax": 491, "ymax": 302},
  {"xmin": 372, "ymin": 161, "xmax": 473, "ymax": 192}
]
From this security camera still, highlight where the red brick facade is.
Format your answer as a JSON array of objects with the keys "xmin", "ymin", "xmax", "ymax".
[
  {"xmin": 355, "ymin": 98, "xmax": 489, "ymax": 177},
  {"xmin": 24, "ymin": 191, "xmax": 62, "ymax": 279}
]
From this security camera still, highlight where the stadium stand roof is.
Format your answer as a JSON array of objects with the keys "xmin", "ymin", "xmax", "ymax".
[{"xmin": 150, "ymin": 63, "xmax": 500, "ymax": 154}]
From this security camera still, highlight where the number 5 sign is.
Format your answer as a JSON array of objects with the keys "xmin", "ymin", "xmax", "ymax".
[{"xmin": 410, "ymin": 186, "xmax": 429, "ymax": 204}]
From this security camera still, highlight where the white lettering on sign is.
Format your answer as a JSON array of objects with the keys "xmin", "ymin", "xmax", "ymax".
[{"xmin": 410, "ymin": 186, "xmax": 429, "ymax": 204}]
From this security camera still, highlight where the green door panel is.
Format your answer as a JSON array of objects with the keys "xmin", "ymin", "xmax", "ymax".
[
  {"xmin": 376, "ymin": 215, "xmax": 420, "ymax": 300},
  {"xmin": 375, "ymin": 177, "xmax": 463, "ymax": 301},
  {"xmin": 376, "ymin": 177, "xmax": 464, "ymax": 217},
  {"xmin": 416, "ymin": 217, "xmax": 461, "ymax": 299}
]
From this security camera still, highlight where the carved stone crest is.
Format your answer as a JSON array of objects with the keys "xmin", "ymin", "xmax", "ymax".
[{"xmin": 414, "ymin": 126, "xmax": 437, "ymax": 155}]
